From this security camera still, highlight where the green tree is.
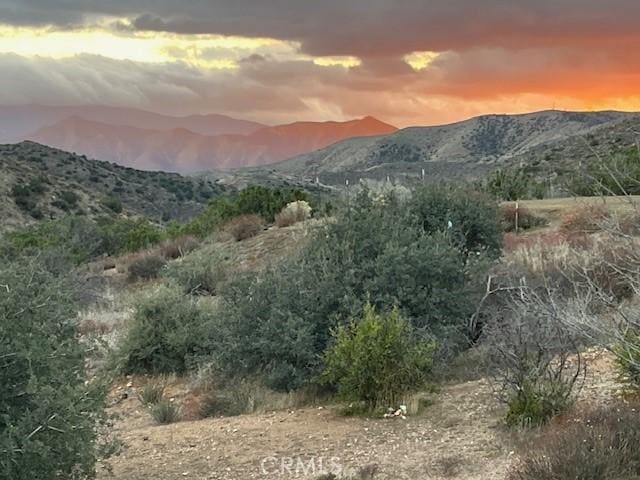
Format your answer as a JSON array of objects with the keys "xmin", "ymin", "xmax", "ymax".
[
  {"xmin": 322, "ymin": 304, "xmax": 435, "ymax": 409},
  {"xmin": 0, "ymin": 258, "xmax": 105, "ymax": 479},
  {"xmin": 213, "ymin": 186, "xmax": 499, "ymax": 391},
  {"xmin": 409, "ymin": 184, "xmax": 503, "ymax": 257}
]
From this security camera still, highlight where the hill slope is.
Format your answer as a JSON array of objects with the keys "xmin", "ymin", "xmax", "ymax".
[
  {"xmin": 0, "ymin": 142, "xmax": 226, "ymax": 232},
  {"xmin": 268, "ymin": 110, "xmax": 639, "ymax": 184},
  {"xmin": 28, "ymin": 116, "xmax": 397, "ymax": 172}
]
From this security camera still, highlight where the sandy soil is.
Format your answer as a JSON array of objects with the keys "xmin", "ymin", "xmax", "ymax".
[
  {"xmin": 100, "ymin": 379, "xmax": 510, "ymax": 480},
  {"xmin": 97, "ymin": 349, "xmax": 619, "ymax": 480}
]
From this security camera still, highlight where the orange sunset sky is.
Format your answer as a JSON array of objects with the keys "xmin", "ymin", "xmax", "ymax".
[{"xmin": 0, "ymin": 0, "xmax": 639, "ymax": 127}]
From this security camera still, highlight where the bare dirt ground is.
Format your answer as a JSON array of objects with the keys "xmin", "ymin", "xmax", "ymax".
[{"xmin": 98, "ymin": 350, "xmax": 618, "ymax": 480}]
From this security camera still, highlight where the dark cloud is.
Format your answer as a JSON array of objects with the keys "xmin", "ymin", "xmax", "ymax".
[
  {"xmin": 2, "ymin": 1, "xmax": 640, "ymax": 126},
  {"xmin": 2, "ymin": 1, "xmax": 640, "ymax": 58}
]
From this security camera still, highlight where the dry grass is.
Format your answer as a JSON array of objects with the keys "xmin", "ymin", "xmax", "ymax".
[
  {"xmin": 158, "ymin": 235, "xmax": 200, "ymax": 260},
  {"xmin": 508, "ymin": 400, "xmax": 640, "ymax": 480},
  {"xmin": 503, "ymin": 195, "xmax": 640, "ymax": 226},
  {"xmin": 222, "ymin": 214, "xmax": 265, "ymax": 241}
]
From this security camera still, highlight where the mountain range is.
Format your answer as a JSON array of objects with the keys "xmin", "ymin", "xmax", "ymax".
[
  {"xmin": 0, "ymin": 105, "xmax": 398, "ymax": 173},
  {"xmin": 3, "ymin": 107, "xmax": 639, "ymax": 187},
  {"xmin": 0, "ymin": 105, "xmax": 264, "ymax": 140},
  {"xmin": 263, "ymin": 110, "xmax": 640, "ymax": 185}
]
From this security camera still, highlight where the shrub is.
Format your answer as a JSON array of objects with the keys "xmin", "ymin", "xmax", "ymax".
[
  {"xmin": 322, "ymin": 305, "xmax": 435, "ymax": 410},
  {"xmin": 138, "ymin": 380, "xmax": 166, "ymax": 406},
  {"xmin": 214, "ymin": 186, "xmax": 497, "ymax": 391},
  {"xmin": 99, "ymin": 218, "xmax": 164, "ymax": 253},
  {"xmin": 117, "ymin": 286, "xmax": 215, "ymax": 374},
  {"xmin": 483, "ymin": 168, "xmax": 549, "ymax": 201},
  {"xmin": 0, "ymin": 258, "xmax": 105, "ymax": 479},
  {"xmin": 10, "ymin": 176, "xmax": 49, "ymax": 217},
  {"xmin": 275, "ymin": 200, "xmax": 312, "ymax": 227},
  {"xmin": 101, "ymin": 196, "xmax": 123, "ymax": 213},
  {"xmin": 198, "ymin": 383, "xmax": 261, "ymax": 418},
  {"xmin": 483, "ymin": 288, "xmax": 585, "ymax": 427},
  {"xmin": 223, "ymin": 214, "xmax": 265, "ymax": 241},
  {"xmin": 128, "ymin": 255, "xmax": 167, "ymax": 281},
  {"xmin": 500, "ymin": 204, "xmax": 547, "ymax": 232},
  {"xmin": 560, "ymin": 204, "xmax": 610, "ymax": 236},
  {"xmin": 565, "ymin": 148, "xmax": 640, "ymax": 196},
  {"xmin": 159, "ymin": 236, "xmax": 199, "ymax": 260},
  {"xmin": 52, "ymin": 190, "xmax": 80, "ymax": 211},
  {"xmin": 509, "ymin": 402, "xmax": 640, "ymax": 480},
  {"xmin": 614, "ymin": 329, "xmax": 640, "ymax": 389},
  {"xmin": 409, "ymin": 184, "xmax": 502, "ymax": 257},
  {"xmin": 163, "ymin": 250, "xmax": 228, "ymax": 295},
  {"xmin": 5, "ymin": 216, "xmax": 166, "ymax": 264},
  {"xmin": 149, "ymin": 399, "xmax": 181, "ymax": 425},
  {"xmin": 181, "ymin": 185, "xmax": 311, "ymax": 236}
]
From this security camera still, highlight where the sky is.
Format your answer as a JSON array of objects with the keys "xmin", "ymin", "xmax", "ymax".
[{"xmin": 0, "ymin": 1, "xmax": 639, "ymax": 127}]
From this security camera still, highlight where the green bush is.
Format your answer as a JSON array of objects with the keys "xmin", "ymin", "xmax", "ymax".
[
  {"xmin": 564, "ymin": 148, "xmax": 640, "ymax": 197},
  {"xmin": 127, "ymin": 255, "xmax": 167, "ymax": 281},
  {"xmin": 163, "ymin": 250, "xmax": 228, "ymax": 295},
  {"xmin": 322, "ymin": 305, "xmax": 435, "ymax": 410},
  {"xmin": 117, "ymin": 286, "xmax": 215, "ymax": 374},
  {"xmin": 10, "ymin": 176, "xmax": 49, "ymax": 217},
  {"xmin": 101, "ymin": 196, "xmax": 123, "ymax": 213},
  {"xmin": 5, "ymin": 216, "xmax": 166, "ymax": 264},
  {"xmin": 214, "ymin": 186, "xmax": 498, "ymax": 391},
  {"xmin": 138, "ymin": 380, "xmax": 166, "ymax": 406},
  {"xmin": 0, "ymin": 258, "xmax": 105, "ymax": 479},
  {"xmin": 97, "ymin": 217, "xmax": 164, "ymax": 254},
  {"xmin": 5, "ymin": 216, "xmax": 106, "ymax": 265},
  {"xmin": 409, "ymin": 184, "xmax": 502, "ymax": 257},
  {"xmin": 483, "ymin": 168, "xmax": 547, "ymax": 200},
  {"xmin": 509, "ymin": 401, "xmax": 640, "ymax": 480},
  {"xmin": 505, "ymin": 379, "xmax": 575, "ymax": 428},
  {"xmin": 149, "ymin": 399, "xmax": 181, "ymax": 425},
  {"xmin": 614, "ymin": 329, "xmax": 640, "ymax": 389},
  {"xmin": 182, "ymin": 185, "xmax": 311, "ymax": 237},
  {"xmin": 52, "ymin": 190, "xmax": 80, "ymax": 211}
]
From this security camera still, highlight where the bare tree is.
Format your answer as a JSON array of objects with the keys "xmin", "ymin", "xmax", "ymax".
[{"xmin": 481, "ymin": 282, "xmax": 586, "ymax": 426}]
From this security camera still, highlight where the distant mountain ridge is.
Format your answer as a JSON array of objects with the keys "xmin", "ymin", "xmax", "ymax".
[
  {"xmin": 265, "ymin": 110, "xmax": 640, "ymax": 184},
  {"xmin": 0, "ymin": 105, "xmax": 265, "ymax": 142},
  {"xmin": 27, "ymin": 114, "xmax": 397, "ymax": 172}
]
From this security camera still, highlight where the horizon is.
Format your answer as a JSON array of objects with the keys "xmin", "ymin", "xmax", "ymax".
[
  {"xmin": 1, "ymin": 103, "xmax": 637, "ymax": 131},
  {"xmin": 1, "ymin": 1, "xmax": 639, "ymax": 127}
]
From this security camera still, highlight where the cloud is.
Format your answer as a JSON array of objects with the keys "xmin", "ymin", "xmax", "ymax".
[
  {"xmin": 2, "ymin": 47, "xmax": 640, "ymax": 129},
  {"xmin": 1, "ymin": 1, "xmax": 640, "ymax": 126},
  {"xmin": 2, "ymin": 1, "xmax": 640, "ymax": 58}
]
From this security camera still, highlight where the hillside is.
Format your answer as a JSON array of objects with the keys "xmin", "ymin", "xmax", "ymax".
[
  {"xmin": 0, "ymin": 142, "xmax": 226, "ymax": 232},
  {"xmin": 28, "ymin": 116, "xmax": 397, "ymax": 172},
  {"xmin": 267, "ymin": 110, "xmax": 639, "ymax": 184},
  {"xmin": 0, "ymin": 105, "xmax": 264, "ymax": 142}
]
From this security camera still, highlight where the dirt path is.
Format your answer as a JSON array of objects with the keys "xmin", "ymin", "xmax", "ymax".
[
  {"xmin": 99, "ymin": 348, "xmax": 618, "ymax": 480},
  {"xmin": 100, "ymin": 379, "xmax": 512, "ymax": 480}
]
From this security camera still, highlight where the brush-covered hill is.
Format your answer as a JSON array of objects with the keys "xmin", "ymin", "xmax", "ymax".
[
  {"xmin": 0, "ymin": 142, "xmax": 227, "ymax": 232},
  {"xmin": 266, "ymin": 110, "xmax": 640, "ymax": 184}
]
